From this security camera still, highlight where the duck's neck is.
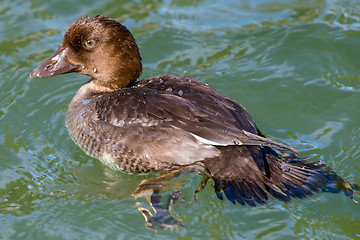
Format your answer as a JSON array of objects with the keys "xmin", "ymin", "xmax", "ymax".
[
  {"xmin": 80, "ymin": 78, "xmax": 134, "ymax": 95},
  {"xmin": 88, "ymin": 80, "xmax": 125, "ymax": 93},
  {"xmin": 68, "ymin": 80, "xmax": 116, "ymax": 107}
]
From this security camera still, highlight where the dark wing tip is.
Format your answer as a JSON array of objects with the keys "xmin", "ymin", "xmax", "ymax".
[
  {"xmin": 212, "ymin": 160, "xmax": 357, "ymax": 206},
  {"xmin": 214, "ymin": 179, "xmax": 268, "ymax": 207}
]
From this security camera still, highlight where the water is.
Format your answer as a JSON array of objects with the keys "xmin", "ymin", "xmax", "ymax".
[{"xmin": 1, "ymin": 0, "xmax": 360, "ymax": 239}]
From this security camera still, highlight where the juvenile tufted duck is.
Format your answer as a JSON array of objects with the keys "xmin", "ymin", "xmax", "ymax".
[{"xmin": 30, "ymin": 16, "xmax": 357, "ymax": 206}]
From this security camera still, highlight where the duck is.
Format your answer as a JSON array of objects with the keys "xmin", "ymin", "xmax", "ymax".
[{"xmin": 30, "ymin": 15, "xmax": 358, "ymax": 206}]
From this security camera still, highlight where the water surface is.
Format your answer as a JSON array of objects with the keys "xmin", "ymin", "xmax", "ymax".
[{"xmin": 0, "ymin": 0, "xmax": 359, "ymax": 239}]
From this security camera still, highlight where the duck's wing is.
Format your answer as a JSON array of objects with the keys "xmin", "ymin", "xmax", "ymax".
[
  {"xmin": 135, "ymin": 75, "xmax": 297, "ymax": 153},
  {"xmin": 90, "ymin": 75, "xmax": 295, "ymax": 167}
]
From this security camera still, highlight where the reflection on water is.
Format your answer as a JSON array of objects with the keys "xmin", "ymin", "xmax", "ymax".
[{"xmin": 0, "ymin": 0, "xmax": 360, "ymax": 239}]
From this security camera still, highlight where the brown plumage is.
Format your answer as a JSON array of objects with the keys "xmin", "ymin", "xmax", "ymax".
[{"xmin": 30, "ymin": 15, "xmax": 358, "ymax": 206}]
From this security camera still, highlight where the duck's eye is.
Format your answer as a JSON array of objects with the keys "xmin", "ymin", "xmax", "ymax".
[{"xmin": 84, "ymin": 39, "xmax": 96, "ymax": 49}]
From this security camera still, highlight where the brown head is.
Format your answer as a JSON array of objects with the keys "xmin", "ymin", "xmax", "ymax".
[{"xmin": 30, "ymin": 15, "xmax": 142, "ymax": 89}]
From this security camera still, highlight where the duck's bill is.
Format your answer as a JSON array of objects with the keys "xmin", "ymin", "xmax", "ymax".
[{"xmin": 30, "ymin": 47, "xmax": 78, "ymax": 78}]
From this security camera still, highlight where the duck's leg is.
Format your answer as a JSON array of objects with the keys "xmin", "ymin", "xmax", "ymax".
[
  {"xmin": 133, "ymin": 163, "xmax": 207, "ymax": 197},
  {"xmin": 193, "ymin": 175, "xmax": 210, "ymax": 202},
  {"xmin": 132, "ymin": 168, "xmax": 186, "ymax": 231},
  {"xmin": 133, "ymin": 167, "xmax": 185, "ymax": 197},
  {"xmin": 136, "ymin": 189, "xmax": 184, "ymax": 231},
  {"xmin": 132, "ymin": 164, "xmax": 211, "ymax": 230}
]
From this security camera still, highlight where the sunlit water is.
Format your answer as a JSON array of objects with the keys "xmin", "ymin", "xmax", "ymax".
[{"xmin": 0, "ymin": 0, "xmax": 359, "ymax": 239}]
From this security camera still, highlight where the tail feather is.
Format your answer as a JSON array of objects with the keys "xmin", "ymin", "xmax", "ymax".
[
  {"xmin": 205, "ymin": 146, "xmax": 357, "ymax": 206},
  {"xmin": 264, "ymin": 182, "xmax": 291, "ymax": 202},
  {"xmin": 243, "ymin": 181, "xmax": 269, "ymax": 204},
  {"xmin": 234, "ymin": 182, "xmax": 257, "ymax": 206}
]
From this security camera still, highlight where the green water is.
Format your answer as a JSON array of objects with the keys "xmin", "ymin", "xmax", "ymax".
[{"xmin": 1, "ymin": 0, "xmax": 360, "ymax": 239}]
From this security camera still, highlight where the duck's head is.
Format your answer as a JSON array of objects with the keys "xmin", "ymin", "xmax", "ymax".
[{"xmin": 30, "ymin": 15, "xmax": 142, "ymax": 88}]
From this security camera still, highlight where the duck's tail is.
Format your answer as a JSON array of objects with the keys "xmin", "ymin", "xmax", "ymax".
[{"xmin": 203, "ymin": 146, "xmax": 358, "ymax": 206}]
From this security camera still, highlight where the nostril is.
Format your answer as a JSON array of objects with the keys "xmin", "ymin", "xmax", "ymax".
[{"xmin": 45, "ymin": 61, "xmax": 56, "ymax": 70}]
